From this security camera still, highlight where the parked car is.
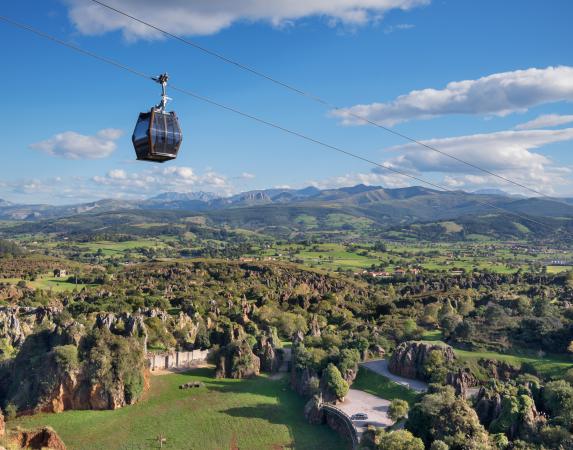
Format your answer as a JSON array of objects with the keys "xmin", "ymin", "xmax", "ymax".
[{"xmin": 351, "ymin": 413, "xmax": 368, "ymax": 421}]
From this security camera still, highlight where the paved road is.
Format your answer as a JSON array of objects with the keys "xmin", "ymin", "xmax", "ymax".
[
  {"xmin": 361, "ymin": 359, "xmax": 428, "ymax": 393},
  {"xmin": 338, "ymin": 389, "xmax": 393, "ymax": 438}
]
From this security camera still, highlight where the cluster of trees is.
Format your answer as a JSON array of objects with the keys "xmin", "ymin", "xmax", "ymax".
[{"xmin": 0, "ymin": 239, "xmax": 23, "ymax": 258}]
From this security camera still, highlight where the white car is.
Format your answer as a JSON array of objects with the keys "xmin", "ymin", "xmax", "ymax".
[{"xmin": 351, "ymin": 413, "xmax": 368, "ymax": 421}]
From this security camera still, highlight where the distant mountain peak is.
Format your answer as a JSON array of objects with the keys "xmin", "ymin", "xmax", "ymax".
[
  {"xmin": 149, "ymin": 191, "xmax": 221, "ymax": 202},
  {"xmin": 473, "ymin": 188, "xmax": 510, "ymax": 197}
]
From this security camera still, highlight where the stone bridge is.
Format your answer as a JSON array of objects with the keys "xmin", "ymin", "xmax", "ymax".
[{"xmin": 321, "ymin": 403, "xmax": 359, "ymax": 450}]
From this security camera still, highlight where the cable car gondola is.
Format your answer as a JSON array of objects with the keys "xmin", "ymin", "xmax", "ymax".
[{"xmin": 132, "ymin": 73, "xmax": 183, "ymax": 163}]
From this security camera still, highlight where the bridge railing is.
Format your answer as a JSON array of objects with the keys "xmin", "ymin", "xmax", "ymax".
[{"xmin": 321, "ymin": 403, "xmax": 359, "ymax": 449}]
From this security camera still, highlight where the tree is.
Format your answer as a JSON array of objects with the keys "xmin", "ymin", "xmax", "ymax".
[
  {"xmin": 376, "ymin": 430, "xmax": 424, "ymax": 450},
  {"xmin": 543, "ymin": 380, "xmax": 573, "ymax": 427},
  {"xmin": 388, "ymin": 399, "xmax": 409, "ymax": 422},
  {"xmin": 406, "ymin": 386, "xmax": 491, "ymax": 449},
  {"xmin": 323, "ymin": 363, "xmax": 349, "ymax": 400},
  {"xmin": 430, "ymin": 441, "xmax": 449, "ymax": 450}
]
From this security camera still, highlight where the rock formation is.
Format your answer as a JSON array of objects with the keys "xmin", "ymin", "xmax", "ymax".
[
  {"xmin": 254, "ymin": 331, "xmax": 282, "ymax": 373},
  {"xmin": 446, "ymin": 368, "xmax": 478, "ymax": 396},
  {"xmin": 304, "ymin": 396, "xmax": 325, "ymax": 425},
  {"xmin": 388, "ymin": 341, "xmax": 456, "ymax": 380},
  {"xmin": 215, "ymin": 340, "xmax": 261, "ymax": 379},
  {"xmin": 474, "ymin": 383, "xmax": 545, "ymax": 440},
  {"xmin": 11, "ymin": 426, "xmax": 66, "ymax": 450},
  {"xmin": 478, "ymin": 358, "xmax": 520, "ymax": 381}
]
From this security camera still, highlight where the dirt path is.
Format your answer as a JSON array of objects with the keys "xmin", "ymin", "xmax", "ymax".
[{"xmin": 269, "ymin": 347, "xmax": 291, "ymax": 380}]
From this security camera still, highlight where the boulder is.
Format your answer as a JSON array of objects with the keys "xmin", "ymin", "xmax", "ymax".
[
  {"xmin": 388, "ymin": 341, "xmax": 456, "ymax": 380},
  {"xmin": 12, "ymin": 426, "xmax": 66, "ymax": 450}
]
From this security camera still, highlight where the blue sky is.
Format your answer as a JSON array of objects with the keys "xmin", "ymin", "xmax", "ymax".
[{"xmin": 1, "ymin": 0, "xmax": 573, "ymax": 204}]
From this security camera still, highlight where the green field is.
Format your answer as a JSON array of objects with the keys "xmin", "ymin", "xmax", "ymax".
[
  {"xmin": 0, "ymin": 274, "xmax": 92, "ymax": 292},
  {"xmin": 73, "ymin": 239, "xmax": 168, "ymax": 256},
  {"xmin": 421, "ymin": 332, "xmax": 572, "ymax": 379},
  {"xmin": 12, "ymin": 368, "xmax": 344, "ymax": 450},
  {"xmin": 352, "ymin": 367, "xmax": 419, "ymax": 406}
]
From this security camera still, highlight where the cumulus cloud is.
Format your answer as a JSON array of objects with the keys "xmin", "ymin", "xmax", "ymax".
[
  {"xmin": 64, "ymin": 0, "xmax": 429, "ymax": 40},
  {"xmin": 515, "ymin": 113, "xmax": 573, "ymax": 130},
  {"xmin": 377, "ymin": 128, "xmax": 573, "ymax": 194},
  {"xmin": 92, "ymin": 165, "xmax": 233, "ymax": 196},
  {"xmin": 310, "ymin": 171, "xmax": 410, "ymax": 190},
  {"xmin": 313, "ymin": 128, "xmax": 573, "ymax": 195},
  {"xmin": 29, "ymin": 129, "xmax": 123, "ymax": 159},
  {"xmin": 332, "ymin": 66, "xmax": 573, "ymax": 126}
]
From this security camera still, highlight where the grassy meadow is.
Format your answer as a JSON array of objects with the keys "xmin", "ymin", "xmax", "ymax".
[{"xmin": 12, "ymin": 368, "xmax": 345, "ymax": 450}]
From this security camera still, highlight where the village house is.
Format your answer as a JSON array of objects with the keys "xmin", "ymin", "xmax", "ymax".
[{"xmin": 53, "ymin": 269, "xmax": 67, "ymax": 278}]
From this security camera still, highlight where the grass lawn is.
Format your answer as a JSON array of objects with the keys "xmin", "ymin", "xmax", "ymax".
[
  {"xmin": 12, "ymin": 368, "xmax": 344, "ymax": 450},
  {"xmin": 352, "ymin": 367, "xmax": 419, "ymax": 406},
  {"xmin": 0, "ymin": 274, "xmax": 92, "ymax": 292},
  {"xmin": 421, "ymin": 331, "xmax": 572, "ymax": 379}
]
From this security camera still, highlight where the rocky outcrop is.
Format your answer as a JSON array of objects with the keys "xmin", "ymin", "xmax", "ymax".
[
  {"xmin": 446, "ymin": 368, "xmax": 478, "ymax": 396},
  {"xmin": 304, "ymin": 396, "xmax": 325, "ymax": 425},
  {"xmin": 291, "ymin": 367, "xmax": 320, "ymax": 397},
  {"xmin": 254, "ymin": 332, "xmax": 282, "ymax": 373},
  {"xmin": 215, "ymin": 340, "xmax": 260, "ymax": 379},
  {"xmin": 388, "ymin": 341, "xmax": 456, "ymax": 381},
  {"xmin": 475, "ymin": 384, "xmax": 545, "ymax": 440},
  {"xmin": 0, "ymin": 410, "xmax": 4, "ymax": 437},
  {"xmin": 2, "ymin": 323, "xmax": 146, "ymax": 414},
  {"xmin": 478, "ymin": 359, "xmax": 520, "ymax": 382},
  {"xmin": 11, "ymin": 426, "xmax": 66, "ymax": 450},
  {"xmin": 369, "ymin": 344, "xmax": 386, "ymax": 359},
  {"xmin": 474, "ymin": 386, "xmax": 503, "ymax": 427},
  {"xmin": 0, "ymin": 307, "xmax": 66, "ymax": 357}
]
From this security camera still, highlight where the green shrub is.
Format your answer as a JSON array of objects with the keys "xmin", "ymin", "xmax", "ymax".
[
  {"xmin": 388, "ymin": 399, "xmax": 409, "ymax": 422},
  {"xmin": 4, "ymin": 403, "xmax": 17, "ymax": 421},
  {"xmin": 324, "ymin": 363, "xmax": 349, "ymax": 400},
  {"xmin": 53, "ymin": 345, "xmax": 79, "ymax": 371}
]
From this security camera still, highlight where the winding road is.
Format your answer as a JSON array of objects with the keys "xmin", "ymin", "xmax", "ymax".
[{"xmin": 361, "ymin": 359, "xmax": 429, "ymax": 393}]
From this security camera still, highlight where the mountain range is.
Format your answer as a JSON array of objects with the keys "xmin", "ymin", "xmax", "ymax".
[{"xmin": 1, "ymin": 185, "xmax": 572, "ymax": 230}]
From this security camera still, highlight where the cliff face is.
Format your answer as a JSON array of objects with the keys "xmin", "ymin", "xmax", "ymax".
[
  {"xmin": 388, "ymin": 341, "xmax": 456, "ymax": 380},
  {"xmin": 0, "ymin": 309, "xmax": 148, "ymax": 414},
  {"xmin": 0, "ymin": 307, "xmax": 62, "ymax": 359}
]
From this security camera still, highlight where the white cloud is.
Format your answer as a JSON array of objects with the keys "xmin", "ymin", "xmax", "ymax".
[
  {"xmin": 310, "ymin": 171, "xmax": 410, "ymax": 190},
  {"xmin": 240, "ymin": 172, "xmax": 256, "ymax": 180},
  {"xmin": 92, "ymin": 165, "xmax": 233, "ymax": 196},
  {"xmin": 332, "ymin": 66, "xmax": 573, "ymax": 126},
  {"xmin": 313, "ymin": 128, "xmax": 573, "ymax": 195},
  {"xmin": 108, "ymin": 169, "xmax": 127, "ymax": 179},
  {"xmin": 515, "ymin": 113, "xmax": 573, "ymax": 130},
  {"xmin": 29, "ymin": 128, "xmax": 123, "ymax": 159},
  {"xmin": 64, "ymin": 0, "xmax": 429, "ymax": 40},
  {"xmin": 384, "ymin": 23, "xmax": 414, "ymax": 34},
  {"xmin": 377, "ymin": 128, "xmax": 573, "ymax": 194}
]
